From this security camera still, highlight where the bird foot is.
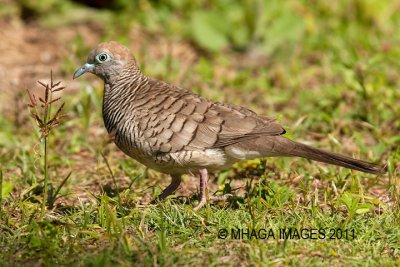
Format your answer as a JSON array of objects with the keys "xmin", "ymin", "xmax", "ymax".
[
  {"xmin": 150, "ymin": 175, "xmax": 181, "ymax": 205},
  {"xmin": 193, "ymin": 199, "xmax": 207, "ymax": 210},
  {"xmin": 193, "ymin": 193, "xmax": 233, "ymax": 210},
  {"xmin": 209, "ymin": 194, "xmax": 233, "ymax": 201},
  {"xmin": 193, "ymin": 168, "xmax": 233, "ymax": 210}
]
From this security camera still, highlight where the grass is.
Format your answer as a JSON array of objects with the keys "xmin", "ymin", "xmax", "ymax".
[{"xmin": 0, "ymin": 0, "xmax": 400, "ymax": 266}]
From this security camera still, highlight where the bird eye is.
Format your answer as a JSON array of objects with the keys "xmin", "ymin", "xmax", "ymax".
[{"xmin": 96, "ymin": 53, "xmax": 110, "ymax": 63}]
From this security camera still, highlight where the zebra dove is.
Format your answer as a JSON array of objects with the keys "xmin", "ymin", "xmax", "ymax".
[{"xmin": 74, "ymin": 41, "xmax": 384, "ymax": 210}]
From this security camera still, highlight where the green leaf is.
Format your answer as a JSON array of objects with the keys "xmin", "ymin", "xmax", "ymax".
[
  {"xmin": 190, "ymin": 11, "xmax": 229, "ymax": 52},
  {"xmin": 282, "ymin": 131, "xmax": 295, "ymax": 140},
  {"xmin": 1, "ymin": 182, "xmax": 13, "ymax": 198},
  {"xmin": 258, "ymin": 2, "xmax": 306, "ymax": 55},
  {"xmin": 340, "ymin": 192, "xmax": 358, "ymax": 212},
  {"xmin": 355, "ymin": 208, "xmax": 371, "ymax": 215},
  {"xmin": 28, "ymin": 234, "xmax": 41, "ymax": 249},
  {"xmin": 217, "ymin": 170, "xmax": 231, "ymax": 185},
  {"xmin": 356, "ymin": 203, "xmax": 374, "ymax": 215}
]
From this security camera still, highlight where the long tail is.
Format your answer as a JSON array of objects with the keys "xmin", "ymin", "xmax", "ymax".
[
  {"xmin": 282, "ymin": 138, "xmax": 384, "ymax": 174},
  {"xmin": 227, "ymin": 136, "xmax": 385, "ymax": 174}
]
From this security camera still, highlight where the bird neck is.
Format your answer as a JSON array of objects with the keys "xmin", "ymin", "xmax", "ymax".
[
  {"xmin": 103, "ymin": 65, "xmax": 148, "ymax": 95},
  {"xmin": 102, "ymin": 66, "xmax": 149, "ymax": 134}
]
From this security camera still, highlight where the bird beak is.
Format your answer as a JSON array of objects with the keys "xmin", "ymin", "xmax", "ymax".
[{"xmin": 73, "ymin": 63, "xmax": 95, "ymax": 79}]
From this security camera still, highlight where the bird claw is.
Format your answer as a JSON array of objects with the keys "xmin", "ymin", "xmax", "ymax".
[
  {"xmin": 209, "ymin": 194, "xmax": 233, "ymax": 201},
  {"xmin": 193, "ymin": 199, "xmax": 207, "ymax": 211},
  {"xmin": 193, "ymin": 193, "xmax": 233, "ymax": 210}
]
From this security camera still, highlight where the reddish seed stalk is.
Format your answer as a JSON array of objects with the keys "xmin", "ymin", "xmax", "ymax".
[{"xmin": 25, "ymin": 71, "xmax": 68, "ymax": 220}]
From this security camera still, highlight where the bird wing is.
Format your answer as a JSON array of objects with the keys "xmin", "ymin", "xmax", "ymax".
[
  {"xmin": 207, "ymin": 101, "xmax": 286, "ymax": 147},
  {"xmin": 136, "ymin": 80, "xmax": 285, "ymax": 153}
]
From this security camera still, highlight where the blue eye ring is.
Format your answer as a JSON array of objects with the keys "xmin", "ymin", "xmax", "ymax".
[{"xmin": 95, "ymin": 52, "xmax": 110, "ymax": 63}]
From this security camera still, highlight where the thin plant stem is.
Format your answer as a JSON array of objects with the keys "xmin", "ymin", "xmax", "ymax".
[
  {"xmin": 49, "ymin": 171, "xmax": 71, "ymax": 209},
  {"xmin": 40, "ymin": 107, "xmax": 49, "ymax": 220},
  {"xmin": 0, "ymin": 169, "xmax": 3, "ymax": 216}
]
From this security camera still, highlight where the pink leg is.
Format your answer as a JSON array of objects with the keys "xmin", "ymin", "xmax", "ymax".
[
  {"xmin": 193, "ymin": 169, "xmax": 208, "ymax": 210},
  {"xmin": 193, "ymin": 168, "xmax": 233, "ymax": 210},
  {"xmin": 151, "ymin": 174, "xmax": 181, "ymax": 204}
]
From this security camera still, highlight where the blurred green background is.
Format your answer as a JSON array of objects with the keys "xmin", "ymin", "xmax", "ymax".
[{"xmin": 1, "ymin": 0, "xmax": 399, "ymax": 133}]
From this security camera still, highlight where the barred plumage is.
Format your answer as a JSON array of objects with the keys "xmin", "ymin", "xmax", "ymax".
[{"xmin": 74, "ymin": 41, "xmax": 385, "ymax": 210}]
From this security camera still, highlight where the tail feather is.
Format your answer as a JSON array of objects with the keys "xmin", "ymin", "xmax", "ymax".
[
  {"xmin": 226, "ymin": 136, "xmax": 385, "ymax": 174},
  {"xmin": 278, "ymin": 137, "xmax": 384, "ymax": 174}
]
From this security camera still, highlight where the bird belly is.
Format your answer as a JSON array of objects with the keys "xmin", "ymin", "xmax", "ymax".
[
  {"xmin": 108, "ymin": 119, "xmax": 236, "ymax": 174},
  {"xmin": 167, "ymin": 148, "xmax": 236, "ymax": 174},
  {"xmin": 226, "ymin": 147, "xmax": 280, "ymax": 159},
  {"xmin": 114, "ymin": 140, "xmax": 235, "ymax": 175}
]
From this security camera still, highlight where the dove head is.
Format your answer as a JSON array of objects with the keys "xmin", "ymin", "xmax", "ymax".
[{"xmin": 73, "ymin": 41, "xmax": 139, "ymax": 83}]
